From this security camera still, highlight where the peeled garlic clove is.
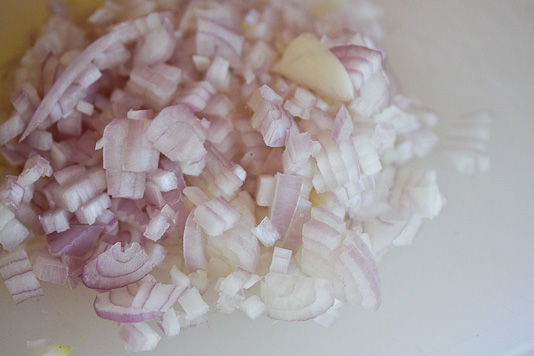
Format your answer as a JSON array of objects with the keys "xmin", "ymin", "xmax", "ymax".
[{"xmin": 272, "ymin": 33, "xmax": 354, "ymax": 102}]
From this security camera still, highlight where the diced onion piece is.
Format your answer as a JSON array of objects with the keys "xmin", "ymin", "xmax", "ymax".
[
  {"xmin": 39, "ymin": 209, "xmax": 71, "ymax": 234},
  {"xmin": 94, "ymin": 278, "xmax": 186, "ymax": 323},
  {"xmin": 178, "ymin": 287, "xmax": 210, "ymax": 321},
  {"xmin": 261, "ymin": 272, "xmax": 334, "ymax": 321},
  {"xmin": 147, "ymin": 171, "xmax": 178, "ymax": 195},
  {"xmin": 146, "ymin": 104, "xmax": 207, "ymax": 169},
  {"xmin": 0, "ymin": 115, "xmax": 25, "ymax": 145},
  {"xmin": 144, "ymin": 205, "xmax": 175, "ymax": 241},
  {"xmin": 302, "ymin": 206, "xmax": 345, "ymax": 251},
  {"xmin": 353, "ymin": 136, "xmax": 382, "ymax": 175},
  {"xmin": 82, "ymin": 242, "xmax": 154, "ymax": 289},
  {"xmin": 330, "ymin": 44, "xmax": 383, "ymax": 90},
  {"xmin": 206, "ymin": 56, "xmax": 230, "ymax": 92},
  {"xmin": 75, "ymin": 193, "xmax": 112, "ymax": 225},
  {"xmin": 32, "ymin": 255, "xmax": 68, "ymax": 285},
  {"xmin": 278, "ymin": 198, "xmax": 311, "ymax": 252},
  {"xmin": 189, "ymin": 270, "xmax": 212, "ymax": 295},
  {"xmin": 131, "ymin": 279, "xmax": 187, "ymax": 312},
  {"xmin": 248, "ymin": 85, "xmax": 294, "ymax": 148},
  {"xmin": 270, "ymin": 173, "xmax": 303, "ymax": 239},
  {"xmin": 364, "ymin": 216, "xmax": 423, "ymax": 261},
  {"xmin": 51, "ymin": 167, "xmax": 107, "ymax": 212},
  {"xmin": 0, "ymin": 248, "xmax": 44, "ymax": 303},
  {"xmin": 240, "ymin": 295, "xmax": 267, "ymax": 320},
  {"xmin": 196, "ymin": 17, "xmax": 244, "ymax": 67},
  {"xmin": 20, "ymin": 26, "xmax": 133, "ymax": 140},
  {"xmin": 47, "ymin": 225, "xmax": 103, "ymax": 257},
  {"xmin": 106, "ymin": 170, "xmax": 147, "ymax": 199},
  {"xmin": 332, "ymin": 105, "xmax": 353, "ymax": 143},
  {"xmin": 336, "ymin": 231, "xmax": 381, "ymax": 310},
  {"xmin": 216, "ymin": 268, "xmax": 259, "ymax": 314},
  {"xmin": 158, "ymin": 308, "xmax": 181, "ymax": 338},
  {"xmin": 175, "ymin": 81, "xmax": 216, "ymax": 113},
  {"xmin": 254, "ymin": 175, "xmax": 275, "ymax": 207},
  {"xmin": 269, "ymin": 247, "xmax": 292, "ymax": 273},
  {"xmin": 194, "ymin": 196, "xmax": 241, "ymax": 237},
  {"xmin": 350, "ymin": 70, "xmax": 390, "ymax": 117},
  {"xmin": 118, "ymin": 322, "xmax": 161, "ymax": 353},
  {"xmin": 0, "ymin": 203, "xmax": 31, "ymax": 251},
  {"xmin": 126, "ymin": 63, "xmax": 182, "ymax": 110},
  {"xmin": 145, "ymin": 241, "xmax": 167, "ymax": 267},
  {"xmin": 251, "ymin": 216, "xmax": 280, "ymax": 247},
  {"xmin": 170, "ymin": 265, "xmax": 191, "ymax": 289},
  {"xmin": 17, "ymin": 154, "xmax": 53, "ymax": 187},
  {"xmin": 183, "ymin": 211, "xmax": 207, "ymax": 273},
  {"xmin": 133, "ymin": 22, "xmax": 175, "ymax": 67}
]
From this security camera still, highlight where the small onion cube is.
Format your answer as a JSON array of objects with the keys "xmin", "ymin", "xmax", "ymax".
[
  {"xmin": 74, "ymin": 193, "xmax": 112, "ymax": 225},
  {"xmin": 182, "ymin": 211, "xmax": 207, "ymax": 272},
  {"xmin": 147, "ymin": 169, "xmax": 178, "ymax": 192},
  {"xmin": 251, "ymin": 216, "xmax": 280, "ymax": 247},
  {"xmin": 105, "ymin": 170, "xmax": 146, "ymax": 199},
  {"xmin": 248, "ymin": 85, "xmax": 293, "ymax": 148},
  {"xmin": 126, "ymin": 63, "xmax": 182, "ymax": 109},
  {"xmin": 0, "ymin": 248, "xmax": 44, "ymax": 303},
  {"xmin": 255, "ymin": 175, "xmax": 275, "ymax": 207},
  {"xmin": 16, "ymin": 154, "xmax": 53, "ymax": 187},
  {"xmin": 39, "ymin": 209, "xmax": 70, "ymax": 234},
  {"xmin": 76, "ymin": 100, "xmax": 94, "ymax": 115},
  {"xmin": 158, "ymin": 308, "xmax": 181, "ymax": 338},
  {"xmin": 32, "ymin": 255, "xmax": 68, "ymax": 285},
  {"xmin": 196, "ymin": 17, "xmax": 244, "ymax": 67},
  {"xmin": 270, "ymin": 173, "xmax": 304, "ymax": 239},
  {"xmin": 0, "ymin": 114, "xmax": 25, "ymax": 145},
  {"xmin": 0, "ymin": 212, "xmax": 31, "ymax": 252},
  {"xmin": 144, "ymin": 205, "xmax": 175, "ymax": 241},
  {"xmin": 145, "ymin": 241, "xmax": 167, "ymax": 267},
  {"xmin": 240, "ymin": 295, "xmax": 267, "ymax": 320},
  {"xmin": 188, "ymin": 270, "xmax": 212, "ymax": 295},
  {"xmin": 178, "ymin": 287, "xmax": 209, "ymax": 321},
  {"xmin": 170, "ymin": 265, "xmax": 191, "ymax": 289},
  {"xmin": 118, "ymin": 322, "xmax": 161, "ymax": 353},
  {"xmin": 269, "ymin": 247, "xmax": 292, "ymax": 274},
  {"xmin": 194, "ymin": 196, "xmax": 241, "ymax": 236},
  {"xmin": 182, "ymin": 186, "xmax": 209, "ymax": 207}
]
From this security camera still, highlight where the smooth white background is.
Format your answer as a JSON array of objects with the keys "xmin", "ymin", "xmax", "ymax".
[{"xmin": 1, "ymin": 1, "xmax": 534, "ymax": 355}]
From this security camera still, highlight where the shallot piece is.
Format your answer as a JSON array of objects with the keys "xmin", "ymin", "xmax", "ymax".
[
  {"xmin": 82, "ymin": 242, "xmax": 154, "ymax": 290},
  {"xmin": 261, "ymin": 272, "xmax": 335, "ymax": 321},
  {"xmin": 94, "ymin": 278, "xmax": 187, "ymax": 323},
  {"xmin": 118, "ymin": 322, "xmax": 161, "ymax": 353},
  {"xmin": 0, "ymin": 248, "xmax": 43, "ymax": 303},
  {"xmin": 0, "ymin": 0, "xmax": 487, "ymax": 353}
]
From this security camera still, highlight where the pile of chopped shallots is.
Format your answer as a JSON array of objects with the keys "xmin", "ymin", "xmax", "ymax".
[{"xmin": 0, "ymin": 0, "xmax": 490, "ymax": 353}]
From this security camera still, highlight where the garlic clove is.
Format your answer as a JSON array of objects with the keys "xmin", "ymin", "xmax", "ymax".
[{"xmin": 272, "ymin": 33, "xmax": 354, "ymax": 102}]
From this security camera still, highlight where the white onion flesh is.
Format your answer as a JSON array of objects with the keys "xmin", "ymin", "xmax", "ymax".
[{"xmin": 0, "ymin": 248, "xmax": 43, "ymax": 303}]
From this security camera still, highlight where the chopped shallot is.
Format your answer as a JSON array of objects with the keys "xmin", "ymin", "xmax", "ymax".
[{"xmin": 0, "ymin": 0, "xmax": 489, "ymax": 353}]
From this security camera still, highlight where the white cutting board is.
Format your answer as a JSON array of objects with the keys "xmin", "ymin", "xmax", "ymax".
[{"xmin": 1, "ymin": 1, "xmax": 534, "ymax": 355}]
